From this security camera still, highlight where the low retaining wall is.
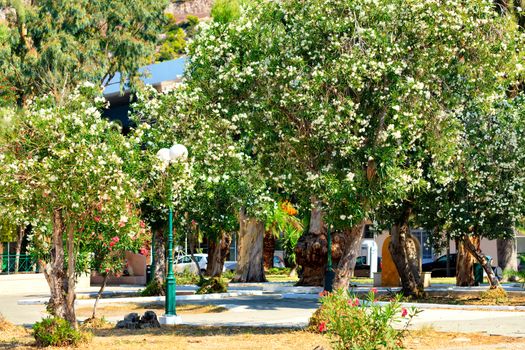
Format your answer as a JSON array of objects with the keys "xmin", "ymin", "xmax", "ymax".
[{"xmin": 0, "ymin": 273, "xmax": 90, "ymax": 295}]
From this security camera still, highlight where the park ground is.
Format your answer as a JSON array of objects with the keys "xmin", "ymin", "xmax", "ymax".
[{"xmin": 4, "ymin": 278, "xmax": 525, "ymax": 349}]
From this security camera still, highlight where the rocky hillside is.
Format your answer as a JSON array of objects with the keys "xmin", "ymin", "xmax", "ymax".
[{"xmin": 167, "ymin": 0, "xmax": 214, "ymax": 22}]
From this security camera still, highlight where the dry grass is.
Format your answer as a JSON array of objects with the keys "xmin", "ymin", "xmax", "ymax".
[
  {"xmin": 1, "ymin": 325, "xmax": 330, "ymax": 350},
  {"xmin": 405, "ymin": 327, "xmax": 525, "ymax": 349},
  {"xmin": 75, "ymin": 303, "xmax": 227, "ymax": 319},
  {"xmin": 4, "ymin": 323, "xmax": 525, "ymax": 350}
]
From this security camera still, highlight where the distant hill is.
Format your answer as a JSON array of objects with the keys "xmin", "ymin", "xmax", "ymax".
[{"xmin": 167, "ymin": 0, "xmax": 213, "ymax": 22}]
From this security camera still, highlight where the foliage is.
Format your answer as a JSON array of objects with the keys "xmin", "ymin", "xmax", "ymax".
[
  {"xmin": 196, "ymin": 277, "xmax": 228, "ymax": 294},
  {"xmin": 0, "ymin": 85, "xmax": 144, "ymax": 274},
  {"xmin": 420, "ymin": 97, "xmax": 525, "ymax": 243},
  {"xmin": 0, "ymin": 0, "xmax": 168, "ymax": 106},
  {"xmin": 504, "ymin": 269, "xmax": 525, "ymax": 288},
  {"xmin": 140, "ymin": 279, "xmax": 166, "ymax": 297},
  {"xmin": 156, "ymin": 28, "xmax": 186, "ymax": 62},
  {"xmin": 33, "ymin": 317, "xmax": 90, "ymax": 347},
  {"xmin": 316, "ymin": 289, "xmax": 419, "ymax": 350},
  {"xmin": 187, "ymin": 0, "xmax": 519, "ymax": 231},
  {"xmin": 211, "ymin": 0, "xmax": 241, "ymax": 23},
  {"xmin": 266, "ymin": 267, "xmax": 291, "ymax": 276}
]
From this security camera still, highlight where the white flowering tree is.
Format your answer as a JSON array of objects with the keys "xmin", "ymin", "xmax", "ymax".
[
  {"xmin": 184, "ymin": 0, "xmax": 518, "ymax": 295},
  {"xmin": 421, "ymin": 97, "xmax": 525, "ymax": 288},
  {"xmin": 0, "ymin": 85, "xmax": 144, "ymax": 327}
]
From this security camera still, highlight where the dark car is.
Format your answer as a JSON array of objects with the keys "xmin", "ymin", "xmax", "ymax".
[
  {"xmin": 354, "ymin": 256, "xmax": 382, "ymax": 278},
  {"xmin": 422, "ymin": 254, "xmax": 457, "ymax": 277}
]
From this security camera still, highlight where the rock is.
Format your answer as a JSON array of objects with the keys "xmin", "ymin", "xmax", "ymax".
[
  {"xmin": 140, "ymin": 311, "xmax": 161, "ymax": 328},
  {"xmin": 116, "ymin": 311, "xmax": 160, "ymax": 329}
]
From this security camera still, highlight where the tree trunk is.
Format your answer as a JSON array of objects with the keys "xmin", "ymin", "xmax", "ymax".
[
  {"xmin": 0, "ymin": 243, "xmax": 3, "ymax": 273},
  {"xmin": 463, "ymin": 235, "xmax": 501, "ymax": 288},
  {"xmin": 152, "ymin": 225, "xmax": 166, "ymax": 294},
  {"xmin": 64, "ymin": 224, "xmax": 77, "ymax": 328},
  {"xmin": 43, "ymin": 209, "xmax": 68, "ymax": 319},
  {"xmin": 263, "ymin": 230, "xmax": 276, "ymax": 270},
  {"xmin": 295, "ymin": 200, "xmax": 326, "ymax": 286},
  {"xmin": 231, "ymin": 209, "xmax": 266, "ymax": 282},
  {"xmin": 497, "ymin": 236, "xmax": 517, "ymax": 282},
  {"xmin": 332, "ymin": 222, "xmax": 365, "ymax": 290},
  {"xmin": 14, "ymin": 225, "xmax": 24, "ymax": 273},
  {"xmin": 206, "ymin": 231, "xmax": 232, "ymax": 277},
  {"xmin": 91, "ymin": 273, "xmax": 109, "ymax": 319},
  {"xmin": 456, "ymin": 237, "xmax": 477, "ymax": 286},
  {"xmin": 389, "ymin": 207, "xmax": 424, "ymax": 297}
]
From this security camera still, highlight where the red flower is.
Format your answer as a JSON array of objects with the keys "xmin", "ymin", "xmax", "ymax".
[
  {"xmin": 371, "ymin": 288, "xmax": 378, "ymax": 294},
  {"xmin": 401, "ymin": 308, "xmax": 408, "ymax": 317},
  {"xmin": 109, "ymin": 241, "xmax": 116, "ymax": 248},
  {"xmin": 352, "ymin": 298, "xmax": 360, "ymax": 307},
  {"xmin": 318, "ymin": 321, "xmax": 327, "ymax": 332},
  {"xmin": 319, "ymin": 290, "xmax": 329, "ymax": 297},
  {"xmin": 94, "ymin": 216, "xmax": 101, "ymax": 223},
  {"xmin": 139, "ymin": 220, "xmax": 146, "ymax": 228},
  {"xmin": 139, "ymin": 247, "xmax": 149, "ymax": 256}
]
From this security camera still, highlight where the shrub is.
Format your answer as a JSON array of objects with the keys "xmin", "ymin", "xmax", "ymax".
[
  {"xmin": 222, "ymin": 270, "xmax": 235, "ymax": 280},
  {"xmin": 196, "ymin": 277, "xmax": 228, "ymax": 294},
  {"xmin": 140, "ymin": 279, "xmax": 166, "ymax": 297},
  {"xmin": 316, "ymin": 289, "xmax": 419, "ymax": 350},
  {"xmin": 33, "ymin": 317, "xmax": 90, "ymax": 347},
  {"xmin": 267, "ymin": 267, "xmax": 291, "ymax": 276}
]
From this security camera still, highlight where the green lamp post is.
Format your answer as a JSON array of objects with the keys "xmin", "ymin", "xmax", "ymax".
[
  {"xmin": 156, "ymin": 144, "xmax": 188, "ymax": 325},
  {"xmin": 324, "ymin": 223, "xmax": 335, "ymax": 292}
]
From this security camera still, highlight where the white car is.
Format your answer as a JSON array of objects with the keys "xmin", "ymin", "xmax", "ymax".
[
  {"xmin": 174, "ymin": 253, "xmax": 237, "ymax": 274},
  {"xmin": 174, "ymin": 254, "xmax": 208, "ymax": 274}
]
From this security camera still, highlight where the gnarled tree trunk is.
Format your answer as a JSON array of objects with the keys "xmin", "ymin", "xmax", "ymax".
[
  {"xmin": 332, "ymin": 222, "xmax": 366, "ymax": 290},
  {"xmin": 389, "ymin": 207, "xmax": 424, "ymax": 297},
  {"xmin": 295, "ymin": 200, "xmax": 326, "ymax": 286},
  {"xmin": 231, "ymin": 209, "xmax": 266, "ymax": 282},
  {"xmin": 152, "ymin": 225, "xmax": 166, "ymax": 294},
  {"xmin": 206, "ymin": 231, "xmax": 232, "ymax": 277},
  {"xmin": 497, "ymin": 235, "xmax": 517, "ymax": 282},
  {"xmin": 462, "ymin": 235, "xmax": 500, "ymax": 288},
  {"xmin": 14, "ymin": 225, "xmax": 25, "ymax": 273},
  {"xmin": 43, "ymin": 209, "xmax": 77, "ymax": 328},
  {"xmin": 456, "ymin": 237, "xmax": 477, "ymax": 286},
  {"xmin": 263, "ymin": 230, "xmax": 276, "ymax": 270}
]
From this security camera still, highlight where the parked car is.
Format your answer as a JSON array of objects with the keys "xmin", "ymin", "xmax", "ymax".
[
  {"xmin": 423, "ymin": 253, "xmax": 501, "ymax": 280},
  {"xmin": 174, "ymin": 253, "xmax": 237, "ymax": 274},
  {"xmin": 174, "ymin": 254, "xmax": 208, "ymax": 274}
]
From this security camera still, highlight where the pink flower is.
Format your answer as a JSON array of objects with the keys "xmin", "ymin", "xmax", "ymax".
[
  {"xmin": 349, "ymin": 298, "xmax": 359, "ymax": 307},
  {"xmin": 111, "ymin": 236, "xmax": 120, "ymax": 243},
  {"xmin": 139, "ymin": 247, "xmax": 149, "ymax": 256},
  {"xmin": 371, "ymin": 288, "xmax": 378, "ymax": 294},
  {"xmin": 318, "ymin": 321, "xmax": 327, "ymax": 332},
  {"xmin": 401, "ymin": 308, "xmax": 408, "ymax": 317},
  {"xmin": 319, "ymin": 290, "xmax": 329, "ymax": 297},
  {"xmin": 139, "ymin": 220, "xmax": 146, "ymax": 228},
  {"xmin": 118, "ymin": 221, "xmax": 126, "ymax": 228},
  {"xmin": 94, "ymin": 216, "xmax": 101, "ymax": 223}
]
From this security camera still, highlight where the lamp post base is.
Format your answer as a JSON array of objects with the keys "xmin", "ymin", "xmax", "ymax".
[{"xmin": 159, "ymin": 315, "xmax": 183, "ymax": 325}]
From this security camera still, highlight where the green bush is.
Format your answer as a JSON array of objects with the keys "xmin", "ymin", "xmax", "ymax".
[
  {"xmin": 222, "ymin": 270, "xmax": 235, "ymax": 280},
  {"xmin": 33, "ymin": 317, "xmax": 90, "ymax": 347},
  {"xmin": 316, "ymin": 289, "xmax": 419, "ymax": 350},
  {"xmin": 196, "ymin": 277, "xmax": 228, "ymax": 294},
  {"xmin": 267, "ymin": 267, "xmax": 291, "ymax": 276},
  {"xmin": 140, "ymin": 279, "xmax": 166, "ymax": 296}
]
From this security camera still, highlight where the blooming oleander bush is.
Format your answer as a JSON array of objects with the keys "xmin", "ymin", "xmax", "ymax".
[
  {"xmin": 316, "ymin": 289, "xmax": 419, "ymax": 350},
  {"xmin": 33, "ymin": 317, "xmax": 90, "ymax": 347}
]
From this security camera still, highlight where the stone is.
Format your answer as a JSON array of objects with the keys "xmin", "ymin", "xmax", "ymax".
[
  {"xmin": 381, "ymin": 236, "xmax": 400, "ymax": 287},
  {"xmin": 140, "ymin": 311, "xmax": 161, "ymax": 328},
  {"xmin": 116, "ymin": 311, "xmax": 161, "ymax": 329}
]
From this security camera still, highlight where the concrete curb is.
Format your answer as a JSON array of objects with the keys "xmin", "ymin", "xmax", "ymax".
[
  {"xmin": 18, "ymin": 290, "xmax": 264, "ymax": 306},
  {"xmin": 282, "ymin": 293, "xmax": 525, "ymax": 311}
]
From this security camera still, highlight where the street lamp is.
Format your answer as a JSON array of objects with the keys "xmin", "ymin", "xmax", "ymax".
[{"xmin": 157, "ymin": 144, "xmax": 187, "ymax": 325}]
